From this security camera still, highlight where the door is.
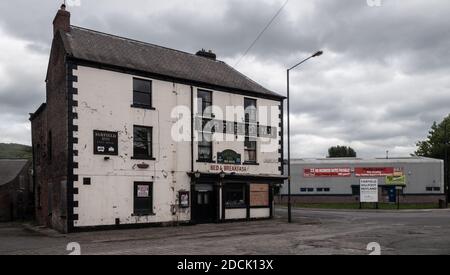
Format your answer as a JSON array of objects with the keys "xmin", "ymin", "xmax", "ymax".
[
  {"xmin": 387, "ymin": 186, "xmax": 396, "ymax": 203},
  {"xmin": 193, "ymin": 184, "xmax": 217, "ymax": 223}
]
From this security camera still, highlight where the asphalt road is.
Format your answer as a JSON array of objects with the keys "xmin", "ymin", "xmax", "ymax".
[{"xmin": 0, "ymin": 207, "xmax": 449, "ymax": 255}]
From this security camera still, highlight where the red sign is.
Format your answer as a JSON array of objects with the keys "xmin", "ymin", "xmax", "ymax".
[
  {"xmin": 355, "ymin": 167, "xmax": 394, "ymax": 177},
  {"xmin": 210, "ymin": 164, "xmax": 248, "ymax": 173},
  {"xmin": 304, "ymin": 168, "xmax": 351, "ymax": 177}
]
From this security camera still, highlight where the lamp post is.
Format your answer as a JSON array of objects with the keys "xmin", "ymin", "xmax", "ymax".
[
  {"xmin": 287, "ymin": 50, "xmax": 323, "ymax": 223},
  {"xmin": 445, "ymin": 121, "xmax": 449, "ymax": 207}
]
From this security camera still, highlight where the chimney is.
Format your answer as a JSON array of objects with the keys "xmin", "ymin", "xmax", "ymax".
[
  {"xmin": 196, "ymin": 49, "xmax": 217, "ymax": 60},
  {"xmin": 53, "ymin": 4, "xmax": 71, "ymax": 36}
]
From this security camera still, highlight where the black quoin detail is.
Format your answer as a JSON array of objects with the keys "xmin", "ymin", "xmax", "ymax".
[{"xmin": 67, "ymin": 60, "xmax": 79, "ymax": 233}]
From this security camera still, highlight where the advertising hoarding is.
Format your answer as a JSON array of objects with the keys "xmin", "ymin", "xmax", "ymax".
[
  {"xmin": 360, "ymin": 179, "xmax": 379, "ymax": 203},
  {"xmin": 304, "ymin": 168, "xmax": 351, "ymax": 177}
]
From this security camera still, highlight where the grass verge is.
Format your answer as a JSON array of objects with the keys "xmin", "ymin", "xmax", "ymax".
[{"xmin": 276, "ymin": 202, "xmax": 439, "ymax": 210}]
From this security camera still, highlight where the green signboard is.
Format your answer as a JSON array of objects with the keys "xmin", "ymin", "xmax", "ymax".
[
  {"xmin": 217, "ymin": 150, "xmax": 242, "ymax": 165},
  {"xmin": 385, "ymin": 175, "xmax": 406, "ymax": 186}
]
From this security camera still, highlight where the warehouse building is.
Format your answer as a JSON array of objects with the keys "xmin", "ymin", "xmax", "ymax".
[{"xmin": 279, "ymin": 157, "xmax": 445, "ymax": 204}]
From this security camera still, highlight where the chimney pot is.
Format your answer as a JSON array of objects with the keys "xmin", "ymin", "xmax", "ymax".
[{"xmin": 196, "ymin": 49, "xmax": 217, "ymax": 60}]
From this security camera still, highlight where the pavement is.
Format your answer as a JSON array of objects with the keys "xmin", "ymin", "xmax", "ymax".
[{"xmin": 0, "ymin": 207, "xmax": 449, "ymax": 255}]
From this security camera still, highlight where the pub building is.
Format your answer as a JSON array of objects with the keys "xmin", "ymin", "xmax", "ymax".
[{"xmin": 29, "ymin": 5, "xmax": 286, "ymax": 232}]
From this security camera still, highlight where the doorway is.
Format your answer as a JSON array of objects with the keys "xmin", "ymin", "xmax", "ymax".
[{"xmin": 192, "ymin": 184, "xmax": 217, "ymax": 223}]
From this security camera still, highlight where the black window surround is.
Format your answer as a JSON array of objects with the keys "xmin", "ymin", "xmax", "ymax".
[
  {"xmin": 224, "ymin": 183, "xmax": 247, "ymax": 209},
  {"xmin": 132, "ymin": 125, "xmax": 155, "ymax": 160},
  {"xmin": 133, "ymin": 182, "xmax": 154, "ymax": 216},
  {"xmin": 197, "ymin": 89, "xmax": 213, "ymax": 117},
  {"xmin": 197, "ymin": 90, "xmax": 214, "ymax": 163},
  {"xmin": 244, "ymin": 98, "xmax": 257, "ymax": 164},
  {"xmin": 131, "ymin": 78, "xmax": 155, "ymax": 110},
  {"xmin": 198, "ymin": 132, "xmax": 213, "ymax": 163},
  {"xmin": 244, "ymin": 136, "xmax": 257, "ymax": 164},
  {"xmin": 244, "ymin": 97, "xmax": 257, "ymax": 123}
]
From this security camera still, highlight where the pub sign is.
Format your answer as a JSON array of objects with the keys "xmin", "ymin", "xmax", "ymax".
[{"xmin": 94, "ymin": 130, "xmax": 118, "ymax": 156}]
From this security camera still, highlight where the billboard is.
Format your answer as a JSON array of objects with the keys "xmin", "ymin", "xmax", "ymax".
[
  {"xmin": 386, "ymin": 175, "xmax": 406, "ymax": 186},
  {"xmin": 355, "ymin": 167, "xmax": 396, "ymax": 177},
  {"xmin": 304, "ymin": 168, "xmax": 351, "ymax": 177},
  {"xmin": 360, "ymin": 179, "xmax": 379, "ymax": 203}
]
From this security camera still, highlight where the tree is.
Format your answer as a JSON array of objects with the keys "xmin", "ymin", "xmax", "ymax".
[
  {"xmin": 415, "ymin": 114, "xmax": 450, "ymax": 159},
  {"xmin": 328, "ymin": 145, "xmax": 357, "ymax": 158}
]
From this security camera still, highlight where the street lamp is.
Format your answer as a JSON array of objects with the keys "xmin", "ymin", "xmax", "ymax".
[
  {"xmin": 194, "ymin": 170, "xmax": 201, "ymax": 179},
  {"xmin": 287, "ymin": 50, "xmax": 323, "ymax": 223}
]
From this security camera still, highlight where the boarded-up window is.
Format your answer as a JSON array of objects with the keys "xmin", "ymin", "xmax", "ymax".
[{"xmin": 250, "ymin": 184, "xmax": 269, "ymax": 207}]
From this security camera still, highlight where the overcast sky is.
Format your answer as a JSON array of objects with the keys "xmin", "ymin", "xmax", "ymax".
[{"xmin": 0, "ymin": 0, "xmax": 449, "ymax": 158}]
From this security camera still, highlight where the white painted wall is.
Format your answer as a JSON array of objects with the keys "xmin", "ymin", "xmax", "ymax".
[
  {"xmin": 72, "ymin": 66, "xmax": 192, "ymax": 227},
  {"xmin": 193, "ymin": 88, "xmax": 282, "ymax": 175},
  {"xmin": 250, "ymin": 208, "xmax": 270, "ymax": 219},
  {"xmin": 71, "ymin": 65, "xmax": 281, "ymax": 227},
  {"xmin": 225, "ymin": 209, "xmax": 247, "ymax": 220}
]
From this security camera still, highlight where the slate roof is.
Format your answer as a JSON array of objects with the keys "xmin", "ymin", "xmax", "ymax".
[
  {"xmin": 59, "ymin": 26, "xmax": 284, "ymax": 99},
  {"xmin": 0, "ymin": 159, "xmax": 29, "ymax": 186}
]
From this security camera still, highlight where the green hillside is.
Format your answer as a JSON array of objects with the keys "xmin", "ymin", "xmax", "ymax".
[{"xmin": 0, "ymin": 143, "xmax": 32, "ymax": 159}]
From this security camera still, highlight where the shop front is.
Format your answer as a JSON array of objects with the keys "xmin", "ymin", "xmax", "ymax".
[{"xmin": 189, "ymin": 172, "xmax": 285, "ymax": 224}]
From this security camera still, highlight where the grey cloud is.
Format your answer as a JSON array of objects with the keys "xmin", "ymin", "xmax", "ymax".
[{"xmin": 0, "ymin": 0, "xmax": 449, "ymax": 157}]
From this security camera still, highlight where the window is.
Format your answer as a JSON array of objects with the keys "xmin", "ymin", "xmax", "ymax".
[
  {"xmin": 197, "ymin": 90, "xmax": 213, "ymax": 162},
  {"xmin": 244, "ymin": 137, "xmax": 257, "ymax": 163},
  {"xmin": 132, "ymin": 78, "xmax": 152, "ymax": 108},
  {"xmin": 244, "ymin": 98, "xmax": 257, "ymax": 164},
  {"xmin": 198, "ymin": 132, "xmax": 212, "ymax": 162},
  {"xmin": 352, "ymin": 186, "xmax": 360, "ymax": 196},
  {"xmin": 134, "ymin": 182, "xmax": 153, "ymax": 215},
  {"xmin": 426, "ymin": 187, "xmax": 433, "ymax": 192},
  {"xmin": 244, "ymin": 98, "xmax": 257, "ymax": 122},
  {"xmin": 225, "ymin": 184, "xmax": 246, "ymax": 208},
  {"xmin": 324, "ymin": 188, "xmax": 331, "ymax": 192},
  {"xmin": 433, "ymin": 187, "xmax": 441, "ymax": 192},
  {"xmin": 47, "ymin": 131, "xmax": 52, "ymax": 164},
  {"xmin": 133, "ymin": 126, "xmax": 153, "ymax": 159},
  {"xmin": 317, "ymin": 188, "xmax": 324, "ymax": 192},
  {"xmin": 83, "ymin": 178, "xmax": 91, "ymax": 186},
  {"xmin": 300, "ymin": 188, "xmax": 307, "ymax": 192},
  {"xmin": 197, "ymin": 90, "xmax": 212, "ymax": 117},
  {"xmin": 307, "ymin": 188, "xmax": 314, "ymax": 192}
]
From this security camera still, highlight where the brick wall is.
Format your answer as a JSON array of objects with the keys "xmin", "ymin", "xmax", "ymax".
[
  {"xmin": 0, "ymin": 188, "xmax": 11, "ymax": 222},
  {"xmin": 31, "ymin": 31, "xmax": 69, "ymax": 232}
]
